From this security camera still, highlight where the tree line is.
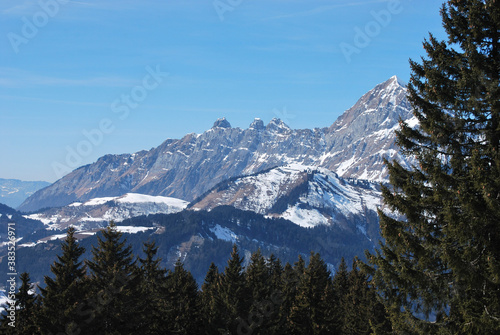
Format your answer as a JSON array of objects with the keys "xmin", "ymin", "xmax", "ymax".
[{"xmin": 0, "ymin": 223, "xmax": 390, "ymax": 335}]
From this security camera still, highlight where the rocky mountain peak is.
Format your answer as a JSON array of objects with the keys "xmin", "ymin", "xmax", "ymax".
[
  {"xmin": 329, "ymin": 76, "xmax": 411, "ymax": 134},
  {"xmin": 249, "ymin": 118, "xmax": 265, "ymax": 130},
  {"xmin": 389, "ymin": 75, "xmax": 406, "ymax": 87},
  {"xmin": 212, "ymin": 117, "xmax": 231, "ymax": 129},
  {"xmin": 374, "ymin": 75, "xmax": 406, "ymax": 99},
  {"xmin": 266, "ymin": 118, "xmax": 290, "ymax": 133}
]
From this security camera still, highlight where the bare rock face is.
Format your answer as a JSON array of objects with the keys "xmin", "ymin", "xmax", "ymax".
[
  {"xmin": 322, "ymin": 75, "xmax": 415, "ymax": 180},
  {"xmin": 19, "ymin": 77, "xmax": 415, "ymax": 212},
  {"xmin": 212, "ymin": 117, "xmax": 232, "ymax": 129}
]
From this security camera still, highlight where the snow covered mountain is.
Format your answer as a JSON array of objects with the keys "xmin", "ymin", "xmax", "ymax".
[
  {"xmin": 190, "ymin": 164, "xmax": 382, "ymax": 240},
  {"xmin": 0, "ymin": 178, "xmax": 50, "ymax": 209},
  {"xmin": 19, "ymin": 76, "xmax": 413, "ymax": 212},
  {"xmin": 325, "ymin": 76, "xmax": 416, "ymax": 180},
  {"xmin": 24, "ymin": 193, "xmax": 188, "ymax": 231}
]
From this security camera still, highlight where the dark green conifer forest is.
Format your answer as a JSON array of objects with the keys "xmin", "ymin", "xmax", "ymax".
[{"xmin": 0, "ymin": 225, "xmax": 388, "ymax": 335}]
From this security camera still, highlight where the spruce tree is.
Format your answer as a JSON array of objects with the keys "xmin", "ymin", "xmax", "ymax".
[
  {"xmin": 368, "ymin": 0, "xmax": 500, "ymax": 333},
  {"xmin": 244, "ymin": 249, "xmax": 275, "ymax": 334},
  {"xmin": 137, "ymin": 241, "xmax": 168, "ymax": 335},
  {"xmin": 164, "ymin": 259, "xmax": 202, "ymax": 334},
  {"xmin": 267, "ymin": 254, "xmax": 283, "ymax": 290},
  {"xmin": 85, "ymin": 222, "xmax": 142, "ymax": 334},
  {"xmin": 276, "ymin": 262, "xmax": 299, "ymax": 334},
  {"xmin": 201, "ymin": 262, "xmax": 224, "ymax": 334},
  {"xmin": 288, "ymin": 252, "xmax": 335, "ymax": 335},
  {"xmin": 332, "ymin": 257, "xmax": 349, "ymax": 332},
  {"xmin": 246, "ymin": 249, "xmax": 271, "ymax": 304},
  {"xmin": 266, "ymin": 253, "xmax": 284, "ymax": 334},
  {"xmin": 281, "ymin": 254, "xmax": 306, "ymax": 333},
  {"xmin": 219, "ymin": 244, "xmax": 249, "ymax": 334},
  {"xmin": 139, "ymin": 241, "xmax": 166, "ymax": 288},
  {"xmin": 343, "ymin": 259, "xmax": 390, "ymax": 335},
  {"xmin": 38, "ymin": 227, "xmax": 87, "ymax": 335}
]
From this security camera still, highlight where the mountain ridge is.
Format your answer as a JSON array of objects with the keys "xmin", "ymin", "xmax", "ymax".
[
  {"xmin": 190, "ymin": 164, "xmax": 382, "ymax": 239},
  {"xmin": 19, "ymin": 76, "xmax": 414, "ymax": 212}
]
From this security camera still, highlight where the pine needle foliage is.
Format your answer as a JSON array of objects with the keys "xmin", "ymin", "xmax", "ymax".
[{"xmin": 367, "ymin": 1, "xmax": 500, "ymax": 333}]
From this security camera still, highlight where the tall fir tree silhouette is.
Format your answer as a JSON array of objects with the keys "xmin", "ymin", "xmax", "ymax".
[
  {"xmin": 137, "ymin": 241, "xmax": 168, "ymax": 334},
  {"xmin": 164, "ymin": 259, "xmax": 202, "ymax": 334},
  {"xmin": 85, "ymin": 222, "xmax": 142, "ymax": 334},
  {"xmin": 38, "ymin": 227, "xmax": 87, "ymax": 334},
  {"xmin": 368, "ymin": 0, "xmax": 500, "ymax": 333},
  {"xmin": 219, "ymin": 245, "xmax": 250, "ymax": 334},
  {"xmin": 288, "ymin": 252, "xmax": 335, "ymax": 335}
]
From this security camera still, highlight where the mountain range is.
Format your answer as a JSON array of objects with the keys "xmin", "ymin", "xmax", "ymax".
[
  {"xmin": 1, "ymin": 76, "xmax": 416, "ymax": 286},
  {"xmin": 19, "ymin": 76, "xmax": 414, "ymax": 213}
]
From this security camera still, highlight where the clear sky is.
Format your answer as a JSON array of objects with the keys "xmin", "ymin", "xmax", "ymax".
[{"xmin": 0, "ymin": 0, "xmax": 447, "ymax": 182}]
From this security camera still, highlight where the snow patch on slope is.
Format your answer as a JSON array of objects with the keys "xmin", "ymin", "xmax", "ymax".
[
  {"xmin": 115, "ymin": 226, "xmax": 155, "ymax": 234},
  {"xmin": 194, "ymin": 164, "xmax": 382, "ymax": 229},
  {"xmin": 209, "ymin": 224, "xmax": 238, "ymax": 243},
  {"xmin": 280, "ymin": 206, "xmax": 330, "ymax": 228},
  {"xmin": 24, "ymin": 193, "xmax": 188, "ymax": 231}
]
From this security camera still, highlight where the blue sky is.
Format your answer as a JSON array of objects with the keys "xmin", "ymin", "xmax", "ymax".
[{"xmin": 0, "ymin": 0, "xmax": 446, "ymax": 182}]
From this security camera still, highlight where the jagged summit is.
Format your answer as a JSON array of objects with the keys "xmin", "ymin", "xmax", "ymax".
[
  {"xmin": 321, "ymin": 76, "xmax": 414, "ymax": 181},
  {"xmin": 266, "ymin": 118, "xmax": 290, "ymax": 133},
  {"xmin": 330, "ymin": 76, "xmax": 411, "ymax": 132},
  {"xmin": 368, "ymin": 76, "xmax": 407, "ymax": 102},
  {"xmin": 210, "ymin": 117, "xmax": 290, "ymax": 132},
  {"xmin": 389, "ymin": 75, "xmax": 406, "ymax": 87},
  {"xmin": 212, "ymin": 117, "xmax": 231, "ymax": 128},
  {"xmin": 249, "ymin": 118, "xmax": 265, "ymax": 130}
]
